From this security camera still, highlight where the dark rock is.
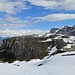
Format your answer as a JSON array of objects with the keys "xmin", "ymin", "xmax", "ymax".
[
  {"xmin": 52, "ymin": 39, "xmax": 66, "ymax": 49},
  {"xmin": 50, "ymin": 28, "xmax": 59, "ymax": 33},
  {"xmin": 69, "ymin": 30, "xmax": 75, "ymax": 36},
  {"xmin": 56, "ymin": 25, "xmax": 75, "ymax": 34},
  {"xmin": 38, "ymin": 63, "xmax": 43, "ymax": 66},
  {"xmin": 0, "ymin": 36, "xmax": 51, "ymax": 61}
]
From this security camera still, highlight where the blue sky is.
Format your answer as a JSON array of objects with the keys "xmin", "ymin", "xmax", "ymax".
[{"xmin": 0, "ymin": 0, "xmax": 75, "ymax": 30}]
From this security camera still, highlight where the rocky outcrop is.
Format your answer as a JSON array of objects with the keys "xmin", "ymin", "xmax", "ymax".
[
  {"xmin": 52, "ymin": 39, "xmax": 66, "ymax": 49},
  {"xmin": 50, "ymin": 28, "xmax": 59, "ymax": 33},
  {"xmin": 69, "ymin": 30, "xmax": 75, "ymax": 36},
  {"xmin": 0, "ymin": 36, "xmax": 51, "ymax": 61},
  {"xmin": 56, "ymin": 25, "xmax": 75, "ymax": 35},
  {"xmin": 1, "ymin": 25, "xmax": 75, "ymax": 62}
]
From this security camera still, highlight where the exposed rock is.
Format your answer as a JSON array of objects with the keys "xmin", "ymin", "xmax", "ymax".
[
  {"xmin": 52, "ymin": 39, "xmax": 66, "ymax": 49},
  {"xmin": 0, "ymin": 25, "xmax": 75, "ymax": 62},
  {"xmin": 56, "ymin": 25, "xmax": 75, "ymax": 35},
  {"xmin": 69, "ymin": 30, "xmax": 75, "ymax": 36},
  {"xmin": 38, "ymin": 63, "xmax": 43, "ymax": 66},
  {"xmin": 50, "ymin": 28, "xmax": 59, "ymax": 33},
  {"xmin": 0, "ymin": 36, "xmax": 51, "ymax": 61}
]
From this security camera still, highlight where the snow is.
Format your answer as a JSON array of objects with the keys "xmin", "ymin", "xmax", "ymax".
[
  {"xmin": 63, "ymin": 38, "xmax": 73, "ymax": 43},
  {"xmin": 54, "ymin": 35, "xmax": 62, "ymax": 39},
  {"xmin": 0, "ymin": 48, "xmax": 75, "ymax": 75},
  {"xmin": 49, "ymin": 46, "xmax": 57, "ymax": 55},
  {"xmin": 45, "ymin": 33, "xmax": 53, "ymax": 37},
  {"xmin": 63, "ymin": 36, "xmax": 75, "ymax": 43},
  {"xmin": 45, "ymin": 38, "xmax": 52, "ymax": 42},
  {"xmin": 64, "ymin": 44, "xmax": 72, "ymax": 48},
  {"xmin": 40, "ymin": 38, "xmax": 52, "ymax": 42}
]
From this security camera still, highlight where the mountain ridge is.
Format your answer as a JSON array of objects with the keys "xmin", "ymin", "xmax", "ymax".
[{"xmin": 0, "ymin": 25, "xmax": 75, "ymax": 62}]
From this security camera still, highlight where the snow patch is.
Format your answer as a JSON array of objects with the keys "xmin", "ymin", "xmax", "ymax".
[
  {"xmin": 0, "ymin": 51, "xmax": 75, "ymax": 75},
  {"xmin": 40, "ymin": 38, "xmax": 52, "ymax": 42},
  {"xmin": 64, "ymin": 44, "xmax": 72, "ymax": 48}
]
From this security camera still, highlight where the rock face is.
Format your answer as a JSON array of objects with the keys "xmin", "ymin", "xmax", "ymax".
[
  {"xmin": 50, "ymin": 28, "xmax": 59, "ymax": 33},
  {"xmin": 56, "ymin": 25, "xmax": 75, "ymax": 35},
  {"xmin": 69, "ymin": 30, "xmax": 75, "ymax": 36},
  {"xmin": 0, "ymin": 36, "xmax": 51, "ymax": 61},
  {"xmin": 52, "ymin": 39, "xmax": 66, "ymax": 49}
]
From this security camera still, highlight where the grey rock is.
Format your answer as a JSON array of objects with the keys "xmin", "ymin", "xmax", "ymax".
[{"xmin": 50, "ymin": 28, "xmax": 59, "ymax": 33}]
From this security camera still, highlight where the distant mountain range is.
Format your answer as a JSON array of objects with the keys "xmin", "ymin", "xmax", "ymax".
[
  {"xmin": 50, "ymin": 25, "xmax": 75, "ymax": 36},
  {"xmin": 0, "ymin": 25, "xmax": 75, "ymax": 62},
  {"xmin": 0, "ymin": 25, "xmax": 75, "ymax": 38}
]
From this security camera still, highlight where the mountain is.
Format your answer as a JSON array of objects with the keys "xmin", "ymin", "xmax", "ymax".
[
  {"xmin": 56, "ymin": 25, "xmax": 75, "ymax": 34},
  {"xmin": 50, "ymin": 28, "xmax": 59, "ymax": 33},
  {"xmin": 0, "ymin": 35, "xmax": 51, "ymax": 62},
  {"xmin": 0, "ymin": 33, "xmax": 75, "ymax": 62},
  {"xmin": 0, "ymin": 36, "xmax": 10, "ymax": 46},
  {"xmin": 0, "ymin": 25, "xmax": 75, "ymax": 62},
  {"xmin": 69, "ymin": 30, "xmax": 75, "ymax": 36},
  {"xmin": 0, "ymin": 25, "xmax": 75, "ymax": 75}
]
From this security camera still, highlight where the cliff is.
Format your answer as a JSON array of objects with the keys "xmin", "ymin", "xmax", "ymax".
[{"xmin": 0, "ymin": 35, "xmax": 51, "ymax": 62}]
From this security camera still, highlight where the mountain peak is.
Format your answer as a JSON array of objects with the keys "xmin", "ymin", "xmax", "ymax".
[
  {"xmin": 56, "ymin": 25, "xmax": 75, "ymax": 34},
  {"xmin": 50, "ymin": 28, "xmax": 59, "ymax": 33}
]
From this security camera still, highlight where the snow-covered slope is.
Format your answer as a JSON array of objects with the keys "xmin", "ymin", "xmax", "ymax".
[{"xmin": 0, "ymin": 51, "xmax": 75, "ymax": 75}]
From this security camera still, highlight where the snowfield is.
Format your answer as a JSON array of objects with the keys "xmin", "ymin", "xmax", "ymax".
[{"xmin": 0, "ymin": 51, "xmax": 75, "ymax": 75}]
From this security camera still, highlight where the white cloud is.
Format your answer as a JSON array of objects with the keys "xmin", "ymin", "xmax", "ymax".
[
  {"xmin": 0, "ymin": 15, "xmax": 32, "ymax": 28},
  {"xmin": 61, "ymin": 0, "xmax": 75, "ymax": 11},
  {"xmin": 27, "ymin": 0, "xmax": 58, "ymax": 9},
  {"xmin": 0, "ymin": 0, "xmax": 74, "ymax": 14},
  {"xmin": 0, "ymin": 29, "xmax": 48, "ymax": 37},
  {"xmin": 27, "ymin": 0, "xmax": 75, "ymax": 11},
  {"xmin": 0, "ymin": 0, "xmax": 30, "ymax": 14},
  {"xmin": 0, "ymin": 13, "xmax": 75, "ymax": 28},
  {"xmin": 33, "ymin": 13, "xmax": 75, "ymax": 22}
]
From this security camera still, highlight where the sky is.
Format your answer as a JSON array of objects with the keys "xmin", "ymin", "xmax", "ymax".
[{"xmin": 0, "ymin": 0, "xmax": 75, "ymax": 30}]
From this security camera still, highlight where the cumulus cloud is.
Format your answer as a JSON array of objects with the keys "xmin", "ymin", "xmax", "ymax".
[
  {"xmin": 0, "ymin": 0, "xmax": 30, "ymax": 14},
  {"xmin": 0, "ymin": 13, "xmax": 75, "ymax": 28},
  {"xmin": 27, "ymin": 0, "xmax": 58, "ymax": 9},
  {"xmin": 0, "ymin": 14, "xmax": 32, "ymax": 28},
  {"xmin": 27, "ymin": 0, "xmax": 75, "ymax": 11},
  {"xmin": 1, "ymin": 0, "xmax": 75, "ymax": 14},
  {"xmin": 0, "ymin": 0, "xmax": 75, "ymax": 29},
  {"xmin": 0, "ymin": 29, "xmax": 48, "ymax": 37}
]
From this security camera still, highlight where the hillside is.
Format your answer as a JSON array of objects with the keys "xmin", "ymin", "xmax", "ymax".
[
  {"xmin": 0, "ymin": 25, "xmax": 75, "ymax": 62},
  {"xmin": 0, "ymin": 51, "xmax": 75, "ymax": 75},
  {"xmin": 0, "ymin": 25, "xmax": 75, "ymax": 75}
]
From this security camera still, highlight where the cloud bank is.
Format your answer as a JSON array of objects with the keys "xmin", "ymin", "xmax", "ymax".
[
  {"xmin": 33, "ymin": 13, "xmax": 75, "ymax": 22},
  {"xmin": 0, "ymin": 13, "xmax": 75, "ymax": 28},
  {"xmin": 0, "ymin": 29, "xmax": 48, "ymax": 37},
  {"xmin": 28, "ymin": 0, "xmax": 75, "ymax": 11},
  {"xmin": 0, "ymin": 0, "xmax": 29, "ymax": 14},
  {"xmin": 0, "ymin": 0, "xmax": 75, "ymax": 29}
]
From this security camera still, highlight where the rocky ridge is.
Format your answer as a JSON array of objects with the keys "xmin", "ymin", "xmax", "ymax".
[{"xmin": 0, "ymin": 25, "xmax": 75, "ymax": 62}]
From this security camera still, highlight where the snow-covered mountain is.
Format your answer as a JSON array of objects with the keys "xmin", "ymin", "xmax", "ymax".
[
  {"xmin": 56, "ymin": 25, "xmax": 75, "ymax": 34},
  {"xmin": 0, "ymin": 25, "xmax": 75, "ymax": 60},
  {"xmin": 0, "ymin": 25, "xmax": 75, "ymax": 75}
]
